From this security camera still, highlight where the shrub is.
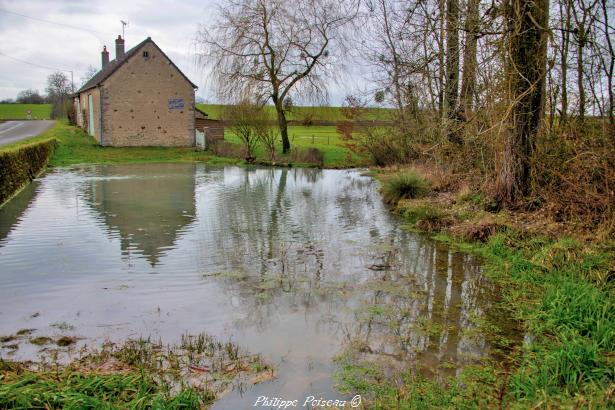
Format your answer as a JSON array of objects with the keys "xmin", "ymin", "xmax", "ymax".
[
  {"xmin": 532, "ymin": 121, "xmax": 615, "ymax": 239},
  {"xmin": 207, "ymin": 140, "xmax": 243, "ymax": 158},
  {"xmin": 382, "ymin": 173, "xmax": 430, "ymax": 204},
  {"xmin": 361, "ymin": 127, "xmax": 413, "ymax": 166},
  {"xmin": 450, "ymin": 219, "xmax": 506, "ymax": 242},
  {"xmin": 0, "ymin": 138, "xmax": 56, "ymax": 205},
  {"xmin": 289, "ymin": 147, "xmax": 324, "ymax": 167}
]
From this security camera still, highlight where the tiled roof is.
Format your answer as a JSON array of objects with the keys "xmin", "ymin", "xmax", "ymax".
[{"xmin": 77, "ymin": 37, "xmax": 197, "ymax": 93}]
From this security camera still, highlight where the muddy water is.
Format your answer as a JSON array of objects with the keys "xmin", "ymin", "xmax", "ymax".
[{"xmin": 0, "ymin": 164, "xmax": 504, "ymax": 408}]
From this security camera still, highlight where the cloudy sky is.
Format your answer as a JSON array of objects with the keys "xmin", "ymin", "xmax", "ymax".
[{"xmin": 0, "ymin": 0, "xmax": 357, "ymax": 104}]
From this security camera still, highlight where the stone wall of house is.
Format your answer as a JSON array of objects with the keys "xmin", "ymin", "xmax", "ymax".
[
  {"xmin": 78, "ymin": 88, "xmax": 102, "ymax": 143},
  {"xmin": 100, "ymin": 42, "xmax": 195, "ymax": 147}
]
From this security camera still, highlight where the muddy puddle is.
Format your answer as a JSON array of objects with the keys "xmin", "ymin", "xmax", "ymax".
[{"xmin": 0, "ymin": 164, "xmax": 512, "ymax": 408}]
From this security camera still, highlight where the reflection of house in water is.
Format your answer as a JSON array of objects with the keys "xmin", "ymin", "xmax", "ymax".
[{"xmin": 84, "ymin": 164, "xmax": 197, "ymax": 266}]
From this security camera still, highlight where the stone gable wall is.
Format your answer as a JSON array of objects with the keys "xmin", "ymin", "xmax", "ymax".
[{"xmin": 99, "ymin": 42, "xmax": 195, "ymax": 147}]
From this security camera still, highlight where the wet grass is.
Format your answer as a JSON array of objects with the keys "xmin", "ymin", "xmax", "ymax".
[
  {"xmin": 0, "ymin": 332, "xmax": 273, "ymax": 409},
  {"xmin": 0, "ymin": 362, "xmax": 211, "ymax": 409}
]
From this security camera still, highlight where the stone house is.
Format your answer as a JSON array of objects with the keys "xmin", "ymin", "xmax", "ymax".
[{"xmin": 74, "ymin": 36, "xmax": 199, "ymax": 147}]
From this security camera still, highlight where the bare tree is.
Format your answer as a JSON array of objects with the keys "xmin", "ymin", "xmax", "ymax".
[
  {"xmin": 459, "ymin": 0, "xmax": 480, "ymax": 116},
  {"xmin": 557, "ymin": 0, "xmax": 573, "ymax": 122},
  {"xmin": 572, "ymin": 0, "xmax": 595, "ymax": 121},
  {"xmin": 445, "ymin": 0, "xmax": 460, "ymax": 122},
  {"xmin": 496, "ymin": 0, "xmax": 550, "ymax": 204},
  {"xmin": 16, "ymin": 89, "xmax": 45, "ymax": 104},
  {"xmin": 80, "ymin": 66, "xmax": 99, "ymax": 87},
  {"xmin": 199, "ymin": 0, "xmax": 357, "ymax": 153},
  {"xmin": 46, "ymin": 71, "xmax": 72, "ymax": 119},
  {"xmin": 223, "ymin": 101, "xmax": 263, "ymax": 162},
  {"xmin": 359, "ymin": 0, "xmax": 443, "ymax": 131},
  {"xmin": 255, "ymin": 121, "xmax": 279, "ymax": 162},
  {"xmin": 597, "ymin": 0, "xmax": 614, "ymax": 125}
]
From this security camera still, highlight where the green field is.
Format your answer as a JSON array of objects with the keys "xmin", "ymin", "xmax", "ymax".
[
  {"xmin": 224, "ymin": 125, "xmax": 365, "ymax": 167},
  {"xmin": 197, "ymin": 103, "xmax": 393, "ymax": 122},
  {"xmin": 0, "ymin": 103, "xmax": 393, "ymax": 122},
  {"xmin": 0, "ymin": 104, "xmax": 52, "ymax": 120},
  {"xmin": 0, "ymin": 102, "xmax": 392, "ymax": 124}
]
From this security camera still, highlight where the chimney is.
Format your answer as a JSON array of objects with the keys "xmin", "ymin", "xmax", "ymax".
[
  {"xmin": 115, "ymin": 35, "xmax": 125, "ymax": 59},
  {"xmin": 101, "ymin": 45, "xmax": 109, "ymax": 68}
]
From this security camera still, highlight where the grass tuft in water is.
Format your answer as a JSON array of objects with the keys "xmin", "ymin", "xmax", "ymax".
[
  {"xmin": 29, "ymin": 337, "xmax": 52, "ymax": 346},
  {"xmin": 382, "ymin": 173, "xmax": 430, "ymax": 204}
]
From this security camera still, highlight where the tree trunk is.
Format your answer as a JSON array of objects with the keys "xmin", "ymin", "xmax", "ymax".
[
  {"xmin": 276, "ymin": 104, "xmax": 290, "ymax": 154},
  {"xmin": 496, "ymin": 0, "xmax": 550, "ymax": 205},
  {"xmin": 445, "ymin": 0, "xmax": 462, "ymax": 143},
  {"xmin": 601, "ymin": 0, "xmax": 614, "ymax": 125},
  {"xmin": 577, "ymin": 23, "xmax": 586, "ymax": 122},
  {"xmin": 438, "ymin": 0, "xmax": 446, "ymax": 117},
  {"xmin": 559, "ymin": 0, "xmax": 571, "ymax": 123},
  {"xmin": 445, "ymin": 0, "xmax": 460, "ymax": 119},
  {"xmin": 459, "ymin": 0, "xmax": 479, "ymax": 117}
]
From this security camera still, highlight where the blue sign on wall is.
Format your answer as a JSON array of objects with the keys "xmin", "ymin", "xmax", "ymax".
[{"xmin": 168, "ymin": 98, "xmax": 184, "ymax": 109}]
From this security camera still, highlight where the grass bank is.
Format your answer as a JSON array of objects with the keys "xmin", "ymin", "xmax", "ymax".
[
  {"xmin": 9, "ymin": 121, "xmax": 363, "ymax": 169},
  {"xmin": 15, "ymin": 121, "xmax": 241, "ymax": 168},
  {"xmin": 335, "ymin": 167, "xmax": 615, "ymax": 408}
]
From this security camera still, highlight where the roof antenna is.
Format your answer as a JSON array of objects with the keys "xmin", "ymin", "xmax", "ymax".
[{"xmin": 120, "ymin": 20, "xmax": 129, "ymax": 39}]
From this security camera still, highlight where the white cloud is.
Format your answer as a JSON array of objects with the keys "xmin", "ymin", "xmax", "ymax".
[
  {"xmin": 0, "ymin": 0, "xmax": 218, "ymax": 100},
  {"xmin": 0, "ymin": 0, "xmax": 361, "ymax": 104}
]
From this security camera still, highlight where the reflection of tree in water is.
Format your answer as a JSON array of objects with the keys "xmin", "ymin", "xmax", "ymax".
[
  {"xmin": 343, "ymin": 237, "xmax": 499, "ymax": 380},
  {"xmin": 82, "ymin": 164, "xmax": 197, "ymax": 267},
  {"xmin": 199, "ymin": 167, "xmax": 399, "ymax": 332},
  {"xmin": 194, "ymin": 166, "xmax": 508, "ymax": 379}
]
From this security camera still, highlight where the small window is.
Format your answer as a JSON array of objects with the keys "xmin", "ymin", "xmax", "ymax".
[{"xmin": 143, "ymin": 51, "xmax": 149, "ymax": 58}]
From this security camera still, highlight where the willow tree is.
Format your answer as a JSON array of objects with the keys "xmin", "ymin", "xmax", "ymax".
[
  {"xmin": 198, "ymin": 0, "xmax": 357, "ymax": 153},
  {"xmin": 496, "ymin": 0, "xmax": 550, "ymax": 204}
]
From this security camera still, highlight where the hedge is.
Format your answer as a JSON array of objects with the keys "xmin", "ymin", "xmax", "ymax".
[{"xmin": 0, "ymin": 138, "xmax": 56, "ymax": 205}]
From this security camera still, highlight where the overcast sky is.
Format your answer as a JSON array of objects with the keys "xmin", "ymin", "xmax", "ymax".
[{"xmin": 0, "ymin": 0, "xmax": 356, "ymax": 105}]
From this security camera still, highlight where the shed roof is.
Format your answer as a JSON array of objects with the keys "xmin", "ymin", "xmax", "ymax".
[
  {"xmin": 195, "ymin": 106, "xmax": 209, "ymax": 117},
  {"xmin": 78, "ymin": 37, "xmax": 197, "ymax": 93}
]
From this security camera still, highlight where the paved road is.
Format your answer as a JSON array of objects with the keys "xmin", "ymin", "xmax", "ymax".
[{"xmin": 0, "ymin": 120, "xmax": 55, "ymax": 147}]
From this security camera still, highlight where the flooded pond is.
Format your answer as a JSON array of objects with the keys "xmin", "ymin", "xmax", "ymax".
[{"xmin": 0, "ymin": 164, "xmax": 505, "ymax": 407}]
